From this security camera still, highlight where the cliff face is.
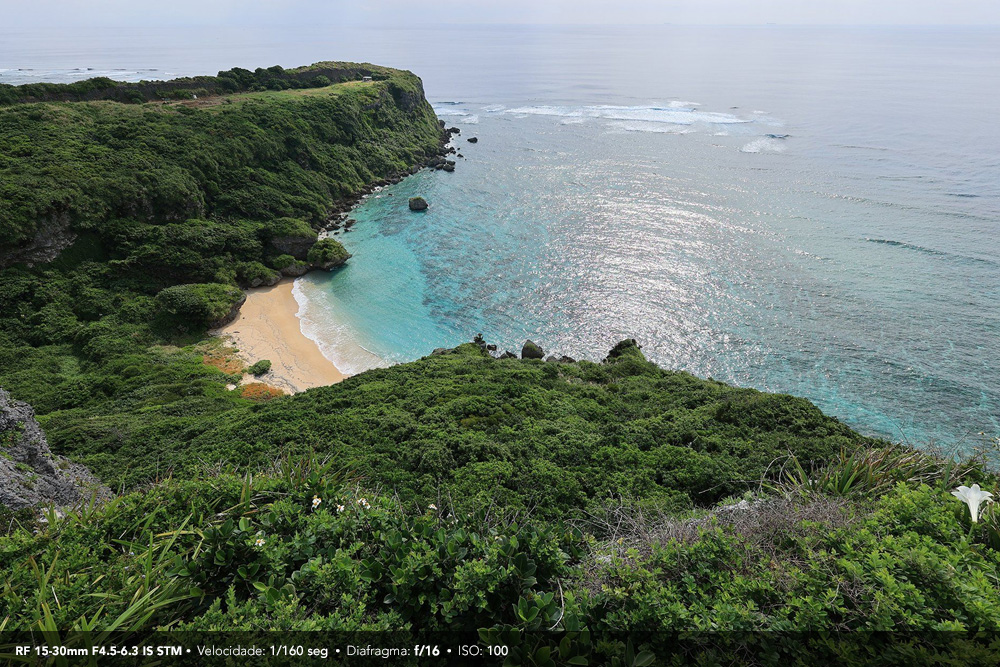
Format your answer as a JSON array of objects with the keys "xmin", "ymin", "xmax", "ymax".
[
  {"xmin": 0, "ymin": 211, "xmax": 76, "ymax": 269},
  {"xmin": 0, "ymin": 388, "xmax": 110, "ymax": 510}
]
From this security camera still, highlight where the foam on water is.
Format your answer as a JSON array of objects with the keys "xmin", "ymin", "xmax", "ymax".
[
  {"xmin": 291, "ymin": 278, "xmax": 391, "ymax": 376},
  {"xmin": 432, "ymin": 105, "xmax": 480, "ymax": 124},
  {"xmin": 0, "ymin": 67, "xmax": 162, "ymax": 84},
  {"xmin": 503, "ymin": 103, "xmax": 752, "ymax": 126},
  {"xmin": 607, "ymin": 121, "xmax": 694, "ymax": 134},
  {"xmin": 740, "ymin": 138, "xmax": 787, "ymax": 153}
]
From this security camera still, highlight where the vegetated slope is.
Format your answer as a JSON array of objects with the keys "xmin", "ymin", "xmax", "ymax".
[
  {"xmin": 2, "ymin": 442, "xmax": 998, "ymax": 652},
  {"xmin": 0, "ymin": 66, "xmax": 440, "ymax": 257},
  {"xmin": 42, "ymin": 342, "xmax": 881, "ymax": 514},
  {"xmin": 0, "ymin": 65, "xmax": 443, "ymax": 443}
]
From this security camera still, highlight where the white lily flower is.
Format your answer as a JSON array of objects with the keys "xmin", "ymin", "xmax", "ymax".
[{"xmin": 952, "ymin": 484, "xmax": 994, "ymax": 523}]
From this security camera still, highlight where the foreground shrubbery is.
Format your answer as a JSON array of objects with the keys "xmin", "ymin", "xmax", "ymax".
[{"xmin": 1, "ymin": 450, "xmax": 998, "ymax": 663}]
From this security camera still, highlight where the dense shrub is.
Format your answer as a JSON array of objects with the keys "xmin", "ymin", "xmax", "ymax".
[
  {"xmin": 306, "ymin": 238, "xmax": 351, "ymax": 267},
  {"xmin": 2, "ymin": 458, "xmax": 998, "ymax": 653},
  {"xmin": 156, "ymin": 283, "xmax": 244, "ymax": 325},
  {"xmin": 247, "ymin": 359, "xmax": 272, "ymax": 376}
]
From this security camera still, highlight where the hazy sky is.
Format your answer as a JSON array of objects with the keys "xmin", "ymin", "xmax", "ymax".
[{"xmin": 2, "ymin": 0, "xmax": 999, "ymax": 27}]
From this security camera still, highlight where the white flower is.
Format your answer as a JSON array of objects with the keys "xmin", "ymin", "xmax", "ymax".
[
  {"xmin": 952, "ymin": 484, "xmax": 994, "ymax": 523},
  {"xmin": 357, "ymin": 498, "xmax": 370, "ymax": 509},
  {"xmin": 312, "ymin": 496, "xmax": 322, "ymax": 509},
  {"xmin": 255, "ymin": 538, "xmax": 266, "ymax": 547},
  {"xmin": 428, "ymin": 503, "xmax": 437, "ymax": 510},
  {"xmin": 336, "ymin": 504, "xmax": 345, "ymax": 513}
]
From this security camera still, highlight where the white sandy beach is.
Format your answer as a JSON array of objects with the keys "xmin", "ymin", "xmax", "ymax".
[{"xmin": 214, "ymin": 281, "xmax": 344, "ymax": 394}]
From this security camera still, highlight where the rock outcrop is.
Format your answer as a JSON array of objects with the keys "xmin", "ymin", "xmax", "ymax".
[
  {"xmin": 0, "ymin": 211, "xmax": 76, "ymax": 269},
  {"xmin": 269, "ymin": 234, "xmax": 316, "ymax": 261},
  {"xmin": 521, "ymin": 340, "xmax": 545, "ymax": 360},
  {"xmin": 306, "ymin": 238, "xmax": 352, "ymax": 271},
  {"xmin": 0, "ymin": 389, "xmax": 111, "ymax": 510},
  {"xmin": 603, "ymin": 339, "xmax": 645, "ymax": 363},
  {"xmin": 409, "ymin": 197, "xmax": 429, "ymax": 211},
  {"xmin": 209, "ymin": 291, "xmax": 248, "ymax": 328}
]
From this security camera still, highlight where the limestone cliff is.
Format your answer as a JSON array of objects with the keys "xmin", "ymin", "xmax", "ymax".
[{"xmin": 0, "ymin": 388, "xmax": 111, "ymax": 510}]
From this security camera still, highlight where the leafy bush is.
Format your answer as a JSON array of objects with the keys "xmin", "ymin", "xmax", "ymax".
[
  {"xmin": 247, "ymin": 360, "xmax": 271, "ymax": 376},
  {"xmin": 270, "ymin": 254, "xmax": 297, "ymax": 270},
  {"xmin": 306, "ymin": 238, "xmax": 351, "ymax": 267},
  {"xmin": 772, "ymin": 446, "xmax": 978, "ymax": 498},
  {"xmin": 155, "ymin": 283, "xmax": 244, "ymax": 326},
  {"xmin": 40, "ymin": 342, "xmax": 884, "ymax": 510},
  {"xmin": 2, "ymin": 457, "xmax": 998, "ymax": 651}
]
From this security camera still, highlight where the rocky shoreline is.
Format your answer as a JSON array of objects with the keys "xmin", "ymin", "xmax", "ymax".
[{"xmin": 322, "ymin": 122, "xmax": 462, "ymax": 234}]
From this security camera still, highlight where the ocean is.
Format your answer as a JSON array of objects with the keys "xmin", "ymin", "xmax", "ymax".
[{"xmin": 2, "ymin": 24, "xmax": 998, "ymax": 449}]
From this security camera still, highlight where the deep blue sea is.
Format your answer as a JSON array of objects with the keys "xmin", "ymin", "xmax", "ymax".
[{"xmin": 2, "ymin": 25, "xmax": 998, "ymax": 449}]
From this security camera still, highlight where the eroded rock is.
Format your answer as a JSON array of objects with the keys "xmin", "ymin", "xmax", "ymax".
[{"xmin": 0, "ymin": 389, "xmax": 111, "ymax": 510}]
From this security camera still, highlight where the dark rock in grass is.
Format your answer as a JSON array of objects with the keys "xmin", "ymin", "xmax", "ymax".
[
  {"xmin": 280, "ymin": 262, "xmax": 309, "ymax": 277},
  {"xmin": 521, "ymin": 340, "xmax": 544, "ymax": 360},
  {"xmin": 486, "ymin": 343, "xmax": 498, "ymax": 352},
  {"xmin": 409, "ymin": 196, "xmax": 429, "ymax": 211},
  {"xmin": 500, "ymin": 351, "xmax": 517, "ymax": 359},
  {"xmin": 249, "ymin": 273, "xmax": 281, "ymax": 288},
  {"xmin": 467, "ymin": 137, "xmax": 478, "ymax": 143},
  {"xmin": 431, "ymin": 347, "xmax": 452, "ymax": 356},
  {"xmin": 0, "ymin": 389, "xmax": 111, "ymax": 511},
  {"xmin": 209, "ymin": 291, "xmax": 247, "ymax": 328},
  {"xmin": 603, "ymin": 339, "xmax": 645, "ymax": 363},
  {"xmin": 560, "ymin": 355, "xmax": 576, "ymax": 363}
]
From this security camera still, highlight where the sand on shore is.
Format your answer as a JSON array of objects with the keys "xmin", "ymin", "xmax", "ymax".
[{"xmin": 214, "ymin": 280, "xmax": 344, "ymax": 394}]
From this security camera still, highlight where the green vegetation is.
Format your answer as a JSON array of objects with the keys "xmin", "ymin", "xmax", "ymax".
[
  {"xmin": 0, "ymin": 67, "xmax": 440, "ymax": 251},
  {"xmin": 1, "ymin": 449, "xmax": 998, "ymax": 662},
  {"xmin": 306, "ymin": 238, "xmax": 350, "ymax": 267},
  {"xmin": 247, "ymin": 359, "xmax": 272, "ymax": 376},
  {"xmin": 0, "ymin": 63, "xmax": 443, "ymax": 447},
  {"xmin": 156, "ymin": 283, "xmax": 245, "ymax": 326},
  {"xmin": 40, "ymin": 343, "xmax": 880, "ymax": 510},
  {"xmin": 2, "ymin": 62, "xmax": 999, "ymax": 656},
  {"xmin": 0, "ymin": 62, "xmax": 400, "ymax": 107}
]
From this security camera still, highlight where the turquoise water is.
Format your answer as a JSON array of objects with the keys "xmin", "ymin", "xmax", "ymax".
[{"xmin": 3, "ymin": 25, "xmax": 998, "ymax": 448}]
